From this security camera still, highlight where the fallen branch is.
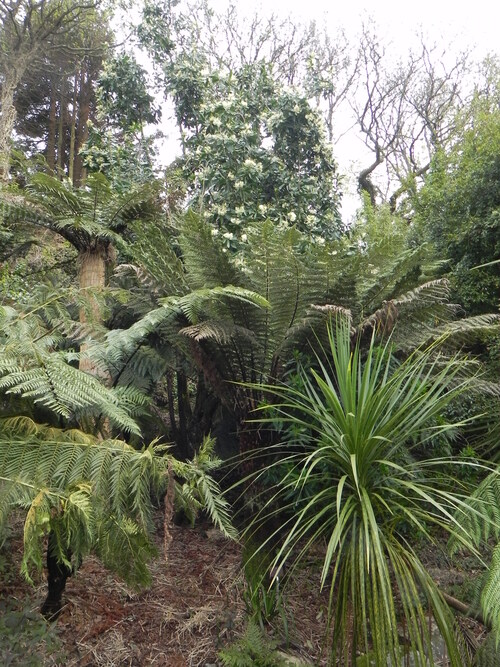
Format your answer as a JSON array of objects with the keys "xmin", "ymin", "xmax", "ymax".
[{"xmin": 441, "ymin": 590, "xmax": 489, "ymax": 629}]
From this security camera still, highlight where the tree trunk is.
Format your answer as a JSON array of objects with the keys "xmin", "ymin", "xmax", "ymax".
[
  {"xmin": 69, "ymin": 73, "xmax": 79, "ymax": 184},
  {"xmin": 0, "ymin": 71, "xmax": 19, "ymax": 183},
  {"xmin": 358, "ymin": 149, "xmax": 384, "ymax": 207},
  {"xmin": 74, "ymin": 66, "xmax": 90, "ymax": 186},
  {"xmin": 40, "ymin": 532, "xmax": 73, "ymax": 620},
  {"xmin": 46, "ymin": 84, "xmax": 57, "ymax": 174},
  {"xmin": 166, "ymin": 370, "xmax": 178, "ymax": 442},
  {"xmin": 56, "ymin": 80, "xmax": 66, "ymax": 177},
  {"xmin": 78, "ymin": 242, "xmax": 109, "ymax": 379},
  {"xmin": 176, "ymin": 370, "xmax": 193, "ymax": 457}
]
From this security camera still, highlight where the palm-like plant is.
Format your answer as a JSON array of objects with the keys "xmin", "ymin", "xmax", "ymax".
[{"xmin": 248, "ymin": 317, "xmax": 490, "ymax": 666}]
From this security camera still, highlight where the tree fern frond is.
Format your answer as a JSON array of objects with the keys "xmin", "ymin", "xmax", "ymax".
[
  {"xmin": 180, "ymin": 320, "xmax": 236, "ymax": 344},
  {"xmin": 449, "ymin": 469, "xmax": 500, "ymax": 553},
  {"xmin": 173, "ymin": 435, "xmax": 237, "ymax": 539},
  {"xmin": 94, "ymin": 515, "xmax": 157, "ymax": 588},
  {"xmin": 481, "ymin": 543, "xmax": 500, "ymax": 642},
  {"xmin": 27, "ymin": 174, "xmax": 83, "ymax": 215},
  {"xmin": 418, "ymin": 314, "xmax": 500, "ymax": 348},
  {"xmin": 0, "ymin": 355, "xmax": 140, "ymax": 434},
  {"xmin": 357, "ymin": 246, "xmax": 430, "ymax": 312},
  {"xmin": 127, "ymin": 220, "xmax": 187, "ymax": 295},
  {"xmin": 179, "ymin": 212, "xmax": 242, "ymax": 289}
]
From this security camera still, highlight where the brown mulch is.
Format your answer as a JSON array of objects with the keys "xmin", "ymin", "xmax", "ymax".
[{"xmin": 1, "ymin": 515, "xmax": 330, "ymax": 667}]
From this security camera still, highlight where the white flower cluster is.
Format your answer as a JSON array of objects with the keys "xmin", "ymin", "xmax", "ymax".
[{"xmin": 243, "ymin": 159, "xmax": 263, "ymax": 173}]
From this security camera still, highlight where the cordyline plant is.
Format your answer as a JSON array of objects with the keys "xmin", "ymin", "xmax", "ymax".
[{"xmin": 246, "ymin": 317, "xmax": 494, "ymax": 666}]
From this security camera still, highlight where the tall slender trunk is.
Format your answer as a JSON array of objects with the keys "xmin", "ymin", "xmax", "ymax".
[
  {"xmin": 56, "ymin": 79, "xmax": 66, "ymax": 177},
  {"xmin": 166, "ymin": 370, "xmax": 179, "ymax": 442},
  {"xmin": 68, "ymin": 73, "xmax": 78, "ymax": 184},
  {"xmin": 46, "ymin": 83, "xmax": 57, "ymax": 174},
  {"xmin": 176, "ymin": 370, "xmax": 193, "ymax": 456},
  {"xmin": 0, "ymin": 72, "xmax": 19, "ymax": 183},
  {"xmin": 74, "ymin": 66, "xmax": 90, "ymax": 186}
]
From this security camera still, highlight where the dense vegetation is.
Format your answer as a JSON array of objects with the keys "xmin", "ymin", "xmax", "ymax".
[{"xmin": 1, "ymin": 1, "xmax": 500, "ymax": 665}]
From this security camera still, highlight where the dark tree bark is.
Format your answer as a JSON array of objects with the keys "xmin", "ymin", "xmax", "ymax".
[
  {"xmin": 358, "ymin": 150, "xmax": 384, "ymax": 207},
  {"xmin": 40, "ymin": 532, "xmax": 73, "ymax": 620}
]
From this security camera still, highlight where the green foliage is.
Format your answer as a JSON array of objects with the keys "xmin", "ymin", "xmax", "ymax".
[
  {"xmin": 172, "ymin": 435, "xmax": 238, "ymax": 539},
  {"xmin": 218, "ymin": 621, "xmax": 289, "ymax": 667},
  {"xmin": 482, "ymin": 543, "xmax": 500, "ymax": 640},
  {"xmin": 242, "ymin": 540, "xmax": 284, "ymax": 630},
  {"xmin": 0, "ymin": 293, "xmax": 236, "ymax": 589},
  {"xmin": 0, "ymin": 600, "xmax": 63, "ymax": 666},
  {"xmin": 448, "ymin": 468, "xmax": 500, "ymax": 642},
  {"xmin": 80, "ymin": 122, "xmax": 158, "ymax": 191},
  {"xmin": 0, "ymin": 417, "xmax": 161, "ymax": 584},
  {"xmin": 0, "ymin": 300, "xmax": 141, "ymax": 434},
  {"xmin": 1, "ymin": 171, "xmax": 159, "ymax": 253},
  {"xmin": 415, "ymin": 107, "xmax": 500, "ymax": 314},
  {"xmin": 97, "ymin": 53, "xmax": 160, "ymax": 131},
  {"xmin": 79, "ymin": 53, "xmax": 161, "ymax": 190},
  {"xmin": 248, "ymin": 318, "xmax": 487, "ymax": 665},
  {"xmin": 0, "ymin": 417, "xmax": 235, "ymax": 586},
  {"xmin": 112, "ymin": 213, "xmax": 498, "ymax": 436}
]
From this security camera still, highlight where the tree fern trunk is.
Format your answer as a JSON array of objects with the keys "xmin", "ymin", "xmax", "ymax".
[
  {"xmin": 78, "ymin": 243, "xmax": 110, "ymax": 381},
  {"xmin": 40, "ymin": 532, "xmax": 72, "ymax": 620},
  {"xmin": 166, "ymin": 370, "xmax": 178, "ymax": 442},
  {"xmin": 176, "ymin": 370, "xmax": 193, "ymax": 457}
]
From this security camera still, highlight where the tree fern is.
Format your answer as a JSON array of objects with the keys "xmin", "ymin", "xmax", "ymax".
[
  {"xmin": 0, "ymin": 419, "xmax": 235, "ymax": 585},
  {"xmin": 482, "ymin": 543, "xmax": 500, "ymax": 641},
  {"xmin": 108, "ymin": 213, "xmax": 499, "ymax": 438},
  {"xmin": 448, "ymin": 468, "xmax": 500, "ymax": 643}
]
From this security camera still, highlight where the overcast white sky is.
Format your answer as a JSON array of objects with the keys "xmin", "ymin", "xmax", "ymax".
[{"xmin": 227, "ymin": 0, "xmax": 500, "ymax": 56}]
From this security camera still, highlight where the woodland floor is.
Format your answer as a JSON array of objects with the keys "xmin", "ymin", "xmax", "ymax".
[
  {"xmin": 0, "ymin": 512, "xmax": 490, "ymax": 667},
  {"xmin": 0, "ymin": 512, "xmax": 332, "ymax": 666}
]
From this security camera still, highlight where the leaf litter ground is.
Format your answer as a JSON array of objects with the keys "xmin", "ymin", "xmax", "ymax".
[{"xmin": 1, "ymin": 512, "xmax": 332, "ymax": 666}]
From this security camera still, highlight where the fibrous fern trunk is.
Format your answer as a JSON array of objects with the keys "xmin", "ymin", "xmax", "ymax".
[{"xmin": 78, "ymin": 242, "xmax": 110, "ymax": 381}]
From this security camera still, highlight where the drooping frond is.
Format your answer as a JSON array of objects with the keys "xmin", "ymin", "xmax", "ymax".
[
  {"xmin": 104, "ymin": 286, "xmax": 269, "ymax": 367},
  {"xmin": 120, "ymin": 218, "xmax": 187, "ymax": 297},
  {"xmin": 357, "ymin": 279, "xmax": 455, "ymax": 345},
  {"xmin": 172, "ymin": 435, "xmax": 238, "ymax": 540},
  {"xmin": 1, "ymin": 173, "xmax": 159, "ymax": 252},
  {"xmin": 180, "ymin": 212, "xmax": 244, "ymax": 289},
  {"xmin": 179, "ymin": 320, "xmax": 256, "ymax": 346},
  {"xmin": 356, "ymin": 246, "xmax": 431, "ymax": 315},
  {"xmin": 0, "ymin": 419, "xmax": 236, "ymax": 583},
  {"xmin": 0, "ymin": 353, "xmax": 139, "ymax": 433},
  {"xmin": 449, "ymin": 470, "xmax": 500, "ymax": 552},
  {"xmin": 482, "ymin": 543, "xmax": 500, "ymax": 642},
  {"xmin": 417, "ymin": 313, "xmax": 500, "ymax": 349}
]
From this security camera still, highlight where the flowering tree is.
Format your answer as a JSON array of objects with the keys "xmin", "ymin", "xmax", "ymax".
[{"xmin": 167, "ymin": 59, "xmax": 343, "ymax": 249}]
